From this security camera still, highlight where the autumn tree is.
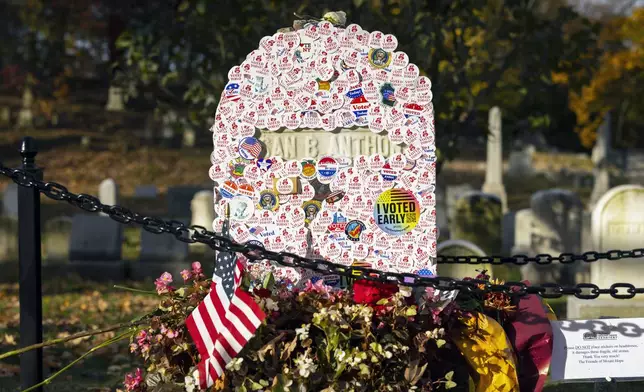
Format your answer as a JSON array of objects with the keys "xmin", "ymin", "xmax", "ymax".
[
  {"xmin": 563, "ymin": 7, "xmax": 644, "ymax": 148},
  {"xmin": 113, "ymin": 0, "xmax": 599, "ymax": 156}
]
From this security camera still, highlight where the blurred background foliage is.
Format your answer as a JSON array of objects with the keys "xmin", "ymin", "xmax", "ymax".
[{"xmin": 0, "ymin": 0, "xmax": 642, "ymax": 157}]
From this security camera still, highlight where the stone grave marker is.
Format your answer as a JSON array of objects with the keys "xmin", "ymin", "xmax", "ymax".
[
  {"xmin": 435, "ymin": 183, "xmax": 449, "ymax": 240},
  {"xmin": 98, "ymin": 178, "xmax": 119, "ymax": 215},
  {"xmin": 450, "ymin": 191, "xmax": 502, "ymax": 255},
  {"xmin": 507, "ymin": 144, "xmax": 536, "ymax": 180},
  {"xmin": 481, "ymin": 106, "xmax": 507, "ymax": 212},
  {"xmin": 43, "ymin": 216, "xmax": 73, "ymax": 263},
  {"xmin": 0, "ymin": 216, "xmax": 18, "ymax": 263},
  {"xmin": 17, "ymin": 87, "xmax": 34, "ymax": 129},
  {"xmin": 589, "ymin": 112, "xmax": 612, "ymax": 209},
  {"xmin": 68, "ymin": 214, "xmax": 125, "ymax": 280},
  {"xmin": 446, "ymin": 184, "xmax": 474, "ymax": 224},
  {"xmin": 190, "ymin": 190, "xmax": 215, "ymax": 252},
  {"xmin": 1, "ymin": 183, "xmax": 19, "ymax": 220},
  {"xmin": 167, "ymin": 186, "xmax": 205, "ymax": 218},
  {"xmin": 512, "ymin": 190, "xmax": 583, "ymax": 285},
  {"xmin": 568, "ymin": 185, "xmax": 644, "ymax": 319},
  {"xmin": 131, "ymin": 218, "xmax": 191, "ymax": 280},
  {"xmin": 437, "ymin": 240, "xmax": 493, "ymax": 279},
  {"xmin": 105, "ymin": 85, "xmax": 126, "ymax": 112},
  {"xmin": 134, "ymin": 185, "xmax": 158, "ymax": 199},
  {"xmin": 0, "ymin": 107, "xmax": 10, "ymax": 128}
]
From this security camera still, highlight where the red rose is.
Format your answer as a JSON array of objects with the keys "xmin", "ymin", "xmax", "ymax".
[
  {"xmin": 352, "ymin": 279, "xmax": 399, "ymax": 306},
  {"xmin": 253, "ymin": 288, "xmax": 272, "ymax": 298}
]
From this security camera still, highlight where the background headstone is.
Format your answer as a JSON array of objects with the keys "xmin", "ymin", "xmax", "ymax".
[
  {"xmin": 134, "ymin": 185, "xmax": 158, "ymax": 199},
  {"xmin": 569, "ymin": 185, "xmax": 644, "ymax": 319},
  {"xmin": 167, "ymin": 186, "xmax": 205, "ymax": 218},
  {"xmin": 507, "ymin": 144, "xmax": 536, "ymax": 180},
  {"xmin": 590, "ymin": 185, "xmax": 644, "ymax": 287},
  {"xmin": 98, "ymin": 178, "xmax": 119, "ymax": 217},
  {"xmin": 16, "ymin": 87, "xmax": 34, "ymax": 129},
  {"xmin": 190, "ymin": 190, "xmax": 215, "ymax": 252},
  {"xmin": 140, "ymin": 219, "xmax": 189, "ymax": 262},
  {"xmin": 43, "ymin": 216, "xmax": 73, "ymax": 263},
  {"xmin": 450, "ymin": 191, "xmax": 502, "ymax": 255},
  {"xmin": 105, "ymin": 85, "xmax": 126, "ymax": 112},
  {"xmin": 589, "ymin": 112, "xmax": 612, "ymax": 209},
  {"xmin": 69, "ymin": 214, "xmax": 123, "ymax": 261},
  {"xmin": 481, "ymin": 106, "xmax": 508, "ymax": 212},
  {"xmin": 0, "ymin": 216, "xmax": 18, "ymax": 262},
  {"xmin": 513, "ymin": 189, "xmax": 583, "ymax": 285},
  {"xmin": 446, "ymin": 184, "xmax": 474, "ymax": 225},
  {"xmin": 0, "ymin": 107, "xmax": 10, "ymax": 128},
  {"xmin": 1, "ymin": 183, "xmax": 19, "ymax": 220},
  {"xmin": 435, "ymin": 183, "xmax": 449, "ymax": 240},
  {"xmin": 437, "ymin": 240, "xmax": 493, "ymax": 279}
]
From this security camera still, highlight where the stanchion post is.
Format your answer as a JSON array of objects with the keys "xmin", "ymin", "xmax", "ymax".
[{"xmin": 18, "ymin": 136, "xmax": 43, "ymax": 391}]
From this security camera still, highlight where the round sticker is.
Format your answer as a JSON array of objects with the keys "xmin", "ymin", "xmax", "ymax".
[
  {"xmin": 258, "ymin": 190, "xmax": 279, "ymax": 211},
  {"xmin": 368, "ymin": 48, "xmax": 392, "ymax": 69},
  {"xmin": 300, "ymin": 159, "xmax": 317, "ymax": 180},
  {"xmin": 302, "ymin": 200, "xmax": 322, "ymax": 224},
  {"xmin": 373, "ymin": 188, "xmax": 420, "ymax": 235},
  {"xmin": 317, "ymin": 156, "xmax": 338, "ymax": 183},
  {"xmin": 238, "ymin": 137, "xmax": 262, "ymax": 160},
  {"xmin": 345, "ymin": 220, "xmax": 366, "ymax": 242},
  {"xmin": 230, "ymin": 196, "xmax": 254, "ymax": 221}
]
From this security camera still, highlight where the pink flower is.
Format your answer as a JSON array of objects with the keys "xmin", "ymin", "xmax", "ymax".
[
  {"xmin": 191, "ymin": 262, "xmax": 203, "ymax": 277},
  {"xmin": 129, "ymin": 343, "xmax": 138, "ymax": 353},
  {"xmin": 180, "ymin": 269, "xmax": 192, "ymax": 282},
  {"xmin": 160, "ymin": 324, "xmax": 179, "ymax": 339},
  {"xmin": 124, "ymin": 368, "xmax": 144, "ymax": 391},
  {"xmin": 136, "ymin": 330, "xmax": 148, "ymax": 346},
  {"xmin": 155, "ymin": 272, "xmax": 174, "ymax": 294},
  {"xmin": 304, "ymin": 279, "xmax": 331, "ymax": 296}
]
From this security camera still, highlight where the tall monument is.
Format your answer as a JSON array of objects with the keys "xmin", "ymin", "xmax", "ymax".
[{"xmin": 482, "ymin": 106, "xmax": 508, "ymax": 212}]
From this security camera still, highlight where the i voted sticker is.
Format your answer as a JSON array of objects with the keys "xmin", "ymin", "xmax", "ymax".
[{"xmin": 373, "ymin": 188, "xmax": 420, "ymax": 235}]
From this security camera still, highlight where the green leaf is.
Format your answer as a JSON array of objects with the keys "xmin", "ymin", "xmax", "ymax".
[
  {"xmin": 353, "ymin": 0, "xmax": 365, "ymax": 8},
  {"xmin": 445, "ymin": 371, "xmax": 454, "ymax": 381},
  {"xmin": 196, "ymin": 0, "xmax": 206, "ymax": 15},
  {"xmin": 263, "ymin": 272, "xmax": 275, "ymax": 290},
  {"xmin": 161, "ymin": 72, "xmax": 179, "ymax": 86},
  {"xmin": 405, "ymin": 307, "xmax": 417, "ymax": 317},
  {"xmin": 376, "ymin": 298, "xmax": 389, "ymax": 305},
  {"xmin": 445, "ymin": 380, "xmax": 457, "ymax": 389},
  {"xmin": 436, "ymin": 339, "xmax": 446, "ymax": 348},
  {"xmin": 248, "ymin": 380, "xmax": 264, "ymax": 390},
  {"xmin": 178, "ymin": 0, "xmax": 190, "ymax": 12}
]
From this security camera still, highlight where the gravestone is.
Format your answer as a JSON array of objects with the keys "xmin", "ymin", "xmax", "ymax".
[
  {"xmin": 513, "ymin": 189, "xmax": 583, "ymax": 285},
  {"xmin": 43, "ymin": 217, "xmax": 73, "ymax": 263},
  {"xmin": 69, "ymin": 214, "xmax": 125, "ymax": 280},
  {"xmin": 161, "ymin": 110, "xmax": 177, "ymax": 146},
  {"xmin": 16, "ymin": 87, "xmax": 34, "ymax": 129},
  {"xmin": 446, "ymin": 184, "xmax": 474, "ymax": 224},
  {"xmin": 568, "ymin": 185, "xmax": 644, "ymax": 319},
  {"xmin": 167, "ymin": 186, "xmax": 205, "ymax": 218},
  {"xmin": 131, "ymin": 218, "xmax": 191, "ymax": 280},
  {"xmin": 501, "ymin": 211, "xmax": 516, "ymax": 256},
  {"xmin": 589, "ymin": 113, "xmax": 611, "ymax": 209},
  {"xmin": 182, "ymin": 125, "xmax": 196, "ymax": 148},
  {"xmin": 1, "ymin": 183, "xmax": 19, "ymax": 219},
  {"xmin": 0, "ymin": 216, "xmax": 18, "ymax": 282},
  {"xmin": 98, "ymin": 178, "xmax": 119, "ymax": 217},
  {"xmin": 507, "ymin": 144, "xmax": 536, "ymax": 180},
  {"xmin": 435, "ymin": 183, "xmax": 449, "ymax": 240},
  {"xmin": 134, "ymin": 185, "xmax": 158, "ymax": 199},
  {"xmin": 190, "ymin": 191, "xmax": 215, "ymax": 252},
  {"xmin": 0, "ymin": 107, "xmax": 10, "ymax": 128},
  {"xmin": 105, "ymin": 85, "xmax": 126, "ymax": 112},
  {"xmin": 481, "ymin": 106, "xmax": 508, "ymax": 212},
  {"xmin": 450, "ymin": 191, "xmax": 502, "ymax": 255},
  {"xmin": 437, "ymin": 240, "xmax": 493, "ymax": 280}
]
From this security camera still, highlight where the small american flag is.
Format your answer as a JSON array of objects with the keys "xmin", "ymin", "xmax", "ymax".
[
  {"xmin": 240, "ymin": 137, "xmax": 262, "ymax": 158},
  {"xmin": 186, "ymin": 212, "xmax": 266, "ymax": 389}
]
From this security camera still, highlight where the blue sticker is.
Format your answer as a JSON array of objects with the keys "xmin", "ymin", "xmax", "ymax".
[
  {"xmin": 346, "ymin": 88, "xmax": 364, "ymax": 99},
  {"xmin": 345, "ymin": 220, "xmax": 366, "ymax": 242}
]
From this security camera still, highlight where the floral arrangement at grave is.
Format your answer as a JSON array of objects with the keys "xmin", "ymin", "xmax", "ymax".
[{"xmin": 0, "ymin": 11, "xmax": 556, "ymax": 392}]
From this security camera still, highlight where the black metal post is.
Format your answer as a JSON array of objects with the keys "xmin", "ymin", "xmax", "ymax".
[{"xmin": 18, "ymin": 136, "xmax": 43, "ymax": 391}]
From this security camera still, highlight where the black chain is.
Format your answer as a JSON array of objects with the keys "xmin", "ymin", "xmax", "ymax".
[{"xmin": 3, "ymin": 163, "xmax": 644, "ymax": 300}]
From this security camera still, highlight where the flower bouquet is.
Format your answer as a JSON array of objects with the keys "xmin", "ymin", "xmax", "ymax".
[{"xmin": 3, "ymin": 262, "xmax": 556, "ymax": 392}]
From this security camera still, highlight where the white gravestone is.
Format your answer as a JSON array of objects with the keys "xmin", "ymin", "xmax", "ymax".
[
  {"xmin": 191, "ymin": 191, "xmax": 215, "ymax": 252},
  {"xmin": 589, "ymin": 113, "xmax": 611, "ymax": 209},
  {"xmin": 98, "ymin": 178, "xmax": 119, "ymax": 217},
  {"xmin": 437, "ymin": 240, "xmax": 492, "ymax": 280},
  {"xmin": 1, "ymin": 183, "xmax": 19, "ymax": 220},
  {"xmin": 568, "ymin": 185, "xmax": 644, "ymax": 319},
  {"xmin": 105, "ymin": 85, "xmax": 126, "ymax": 112},
  {"xmin": 17, "ymin": 88, "xmax": 34, "ymax": 129},
  {"xmin": 481, "ymin": 106, "xmax": 507, "ymax": 212}
]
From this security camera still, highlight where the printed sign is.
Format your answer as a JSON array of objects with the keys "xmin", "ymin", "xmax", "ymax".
[{"xmin": 550, "ymin": 318, "xmax": 644, "ymax": 381}]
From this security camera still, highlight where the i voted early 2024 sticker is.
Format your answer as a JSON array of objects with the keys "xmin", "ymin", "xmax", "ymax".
[{"xmin": 373, "ymin": 188, "xmax": 420, "ymax": 235}]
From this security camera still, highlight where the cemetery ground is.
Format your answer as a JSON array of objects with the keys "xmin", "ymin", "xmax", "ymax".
[{"xmin": 1, "ymin": 281, "xmax": 644, "ymax": 391}]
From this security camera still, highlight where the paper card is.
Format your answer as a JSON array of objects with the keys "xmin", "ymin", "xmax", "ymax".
[{"xmin": 550, "ymin": 318, "xmax": 644, "ymax": 380}]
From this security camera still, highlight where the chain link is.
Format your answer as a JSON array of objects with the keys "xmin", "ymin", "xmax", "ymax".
[{"xmin": 3, "ymin": 163, "xmax": 644, "ymax": 299}]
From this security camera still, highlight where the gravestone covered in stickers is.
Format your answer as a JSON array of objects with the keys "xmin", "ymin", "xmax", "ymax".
[{"xmin": 209, "ymin": 15, "xmax": 438, "ymax": 283}]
